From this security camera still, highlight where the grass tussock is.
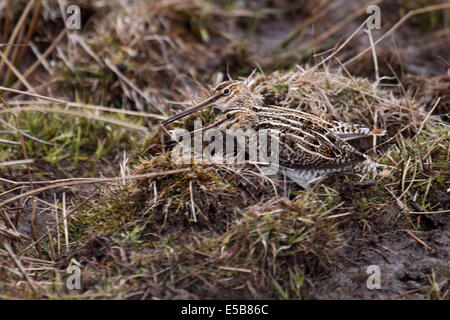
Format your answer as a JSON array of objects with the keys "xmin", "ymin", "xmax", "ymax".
[
  {"xmin": 57, "ymin": 195, "xmax": 340, "ymax": 299},
  {"xmin": 250, "ymin": 67, "xmax": 432, "ymax": 133},
  {"xmin": 71, "ymin": 154, "xmax": 240, "ymax": 241}
]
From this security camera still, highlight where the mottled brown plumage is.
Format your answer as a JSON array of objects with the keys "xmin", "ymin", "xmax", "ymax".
[{"xmin": 162, "ymin": 80, "xmax": 385, "ymax": 188}]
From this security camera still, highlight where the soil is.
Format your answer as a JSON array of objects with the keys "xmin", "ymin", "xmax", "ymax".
[{"xmin": 316, "ymin": 207, "xmax": 449, "ymax": 299}]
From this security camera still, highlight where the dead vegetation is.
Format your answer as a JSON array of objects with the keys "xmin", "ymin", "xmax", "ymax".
[{"xmin": 0, "ymin": 0, "xmax": 449, "ymax": 300}]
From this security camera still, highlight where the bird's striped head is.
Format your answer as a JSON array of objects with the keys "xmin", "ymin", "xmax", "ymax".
[{"xmin": 161, "ymin": 80, "xmax": 254, "ymax": 125}]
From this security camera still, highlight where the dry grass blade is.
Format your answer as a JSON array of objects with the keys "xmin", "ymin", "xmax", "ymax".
[
  {"xmin": 334, "ymin": 57, "xmax": 376, "ymax": 128},
  {"xmin": 0, "ymin": 224, "xmax": 30, "ymax": 240},
  {"xmin": 17, "ymin": 191, "xmax": 100, "ymax": 257},
  {"xmin": 0, "ymin": 0, "xmax": 35, "ymax": 76},
  {"xmin": 344, "ymin": 2, "xmax": 450, "ymax": 66},
  {"xmin": 307, "ymin": 16, "xmax": 371, "ymax": 74},
  {"xmin": 16, "ymin": 0, "xmax": 42, "ymax": 68},
  {"xmin": 307, "ymin": 0, "xmax": 383, "ymax": 49},
  {"xmin": 277, "ymin": 0, "xmax": 383, "ymax": 65},
  {"xmin": 0, "ymin": 50, "xmax": 35, "ymax": 92},
  {"xmin": 0, "ymin": 86, "xmax": 165, "ymax": 120},
  {"xmin": 0, "ymin": 105, "xmax": 149, "ymax": 132},
  {"xmin": 3, "ymin": 242, "xmax": 38, "ymax": 293},
  {"xmin": 386, "ymin": 62, "xmax": 424, "ymax": 172},
  {"xmin": 276, "ymin": 0, "xmax": 341, "ymax": 49},
  {"xmin": 0, "ymin": 168, "xmax": 192, "ymax": 209},
  {"xmin": 0, "ymin": 138, "xmax": 21, "ymax": 145},
  {"xmin": 3, "ymin": 21, "xmax": 25, "ymax": 84},
  {"xmin": 11, "ymin": 29, "xmax": 67, "ymax": 90},
  {"xmin": 0, "ymin": 118, "xmax": 59, "ymax": 146},
  {"xmin": 0, "ymin": 94, "xmax": 40, "ymax": 255},
  {"xmin": 0, "ymin": 159, "xmax": 34, "ymax": 167},
  {"xmin": 2, "ymin": 0, "xmax": 11, "ymax": 44},
  {"xmin": 104, "ymin": 58, "xmax": 163, "ymax": 114},
  {"xmin": 410, "ymin": 209, "xmax": 450, "ymax": 215}
]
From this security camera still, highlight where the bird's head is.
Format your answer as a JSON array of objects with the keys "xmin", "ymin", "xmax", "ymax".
[{"xmin": 162, "ymin": 80, "xmax": 255, "ymax": 125}]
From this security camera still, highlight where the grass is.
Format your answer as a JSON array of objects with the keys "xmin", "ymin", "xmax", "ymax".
[
  {"xmin": 54, "ymin": 194, "xmax": 340, "ymax": 299},
  {"xmin": 70, "ymin": 154, "xmax": 240, "ymax": 240},
  {"xmin": 0, "ymin": 109, "xmax": 146, "ymax": 173},
  {"xmin": 0, "ymin": 0, "xmax": 449, "ymax": 300},
  {"xmin": 3, "ymin": 65, "xmax": 447, "ymax": 299}
]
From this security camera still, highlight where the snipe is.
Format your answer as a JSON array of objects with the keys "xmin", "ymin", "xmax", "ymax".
[{"xmin": 162, "ymin": 80, "xmax": 385, "ymax": 188}]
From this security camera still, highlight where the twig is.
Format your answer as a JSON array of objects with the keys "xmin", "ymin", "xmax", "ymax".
[
  {"xmin": 416, "ymin": 98, "xmax": 441, "ymax": 135},
  {"xmin": 0, "ymin": 138, "xmax": 21, "ymax": 145},
  {"xmin": 308, "ymin": 0, "xmax": 382, "ymax": 50},
  {"xmin": 0, "ymin": 118, "xmax": 58, "ymax": 146},
  {"xmin": 0, "ymin": 208, "xmax": 18, "ymax": 233},
  {"xmin": 46, "ymin": 226, "xmax": 56, "ymax": 260},
  {"xmin": 28, "ymin": 42, "xmax": 53, "ymax": 75},
  {"xmin": 54, "ymin": 195, "xmax": 60, "ymax": 255},
  {"xmin": 437, "ymin": 56, "xmax": 450, "ymax": 69},
  {"xmin": 0, "ymin": 225, "xmax": 30, "ymax": 240},
  {"xmin": 218, "ymin": 266, "xmax": 252, "ymax": 273},
  {"xmin": 276, "ymin": 0, "xmax": 340, "ymax": 49},
  {"xmin": 30, "ymin": 197, "xmax": 41, "ymax": 257},
  {"xmin": 405, "ymin": 230, "xmax": 433, "ymax": 252},
  {"xmin": 2, "ymin": 0, "xmax": 11, "ymax": 44},
  {"xmin": 280, "ymin": 0, "xmax": 383, "ymax": 66},
  {"xmin": 307, "ymin": 16, "xmax": 371, "ymax": 74},
  {"xmin": 3, "ymin": 23, "xmax": 25, "ymax": 84}
]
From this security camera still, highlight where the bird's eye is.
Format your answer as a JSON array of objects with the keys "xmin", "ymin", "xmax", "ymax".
[
  {"xmin": 223, "ymin": 88, "xmax": 230, "ymax": 95},
  {"xmin": 227, "ymin": 114, "xmax": 232, "ymax": 119}
]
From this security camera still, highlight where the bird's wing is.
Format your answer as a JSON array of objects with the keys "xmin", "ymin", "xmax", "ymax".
[{"xmin": 252, "ymin": 106, "xmax": 368, "ymax": 171}]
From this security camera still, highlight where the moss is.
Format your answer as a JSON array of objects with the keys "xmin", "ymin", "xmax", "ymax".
[
  {"xmin": 57, "ymin": 193, "xmax": 341, "ymax": 299},
  {"xmin": 71, "ymin": 154, "xmax": 240, "ymax": 244},
  {"xmin": 0, "ymin": 111, "xmax": 144, "ymax": 170}
]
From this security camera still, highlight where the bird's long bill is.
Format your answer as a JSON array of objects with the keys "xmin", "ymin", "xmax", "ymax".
[{"xmin": 161, "ymin": 94, "xmax": 220, "ymax": 125}]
